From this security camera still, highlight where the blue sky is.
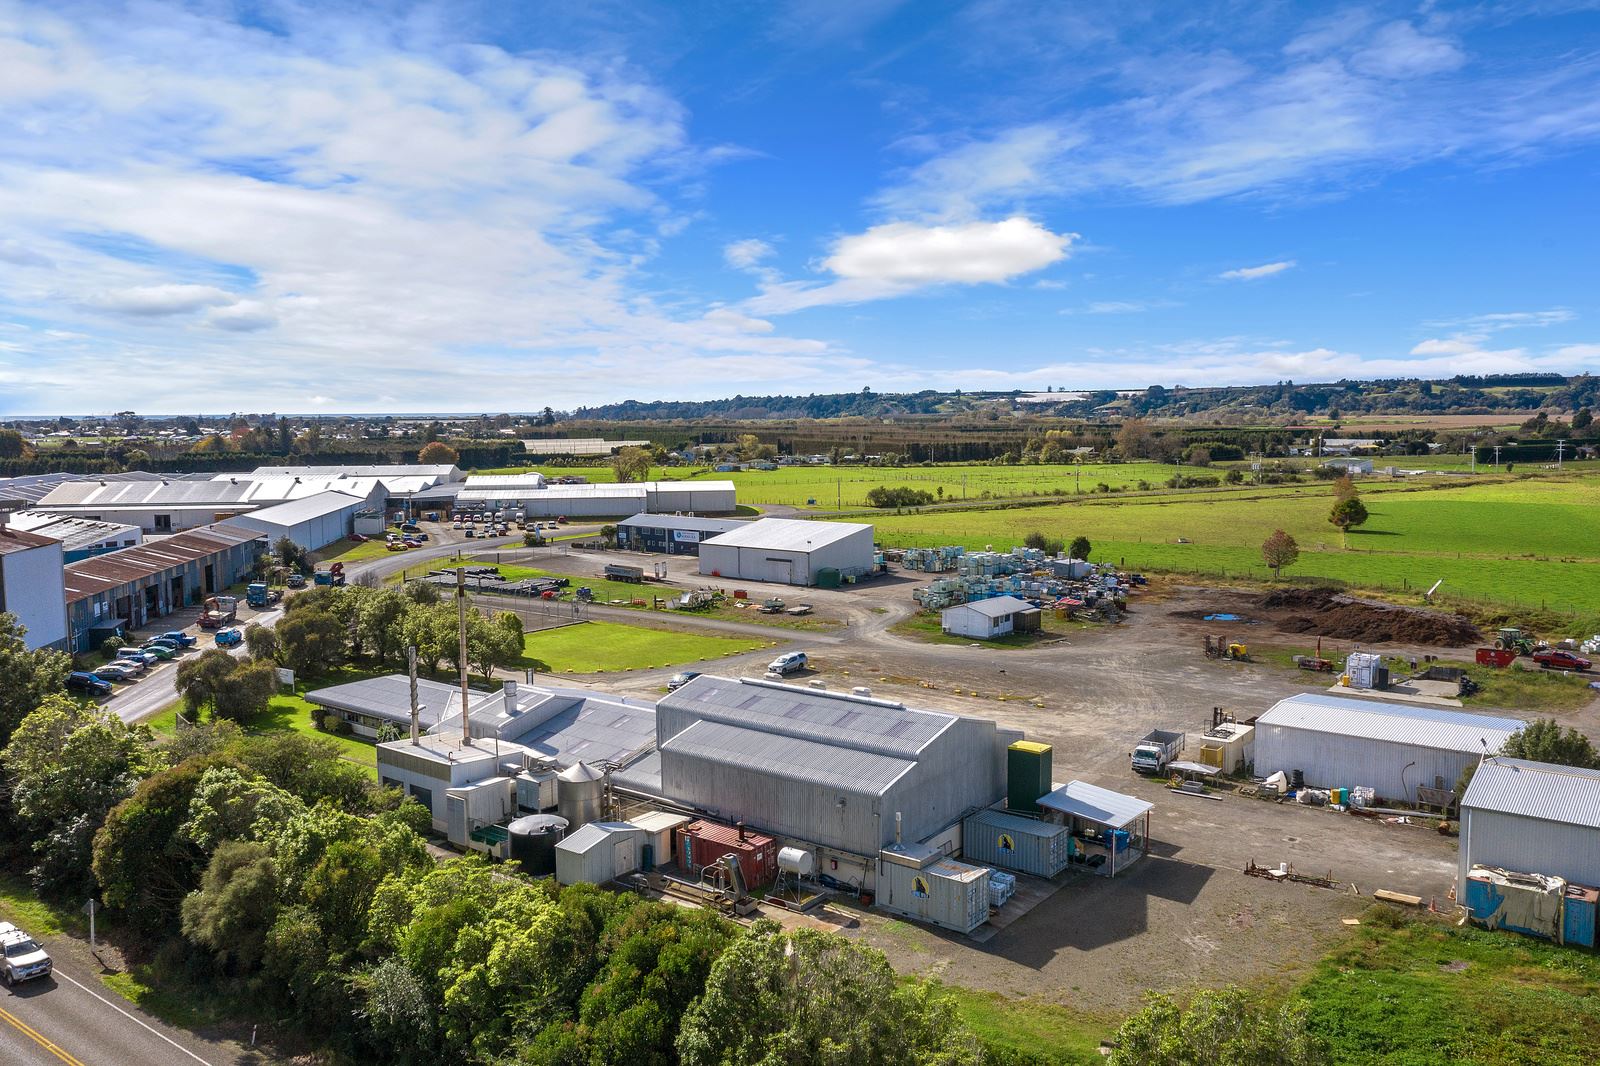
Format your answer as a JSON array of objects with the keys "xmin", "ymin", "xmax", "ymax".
[{"xmin": 1, "ymin": 0, "xmax": 1598, "ymax": 414}]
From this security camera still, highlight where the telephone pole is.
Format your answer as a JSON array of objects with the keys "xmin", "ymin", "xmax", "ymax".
[
  {"xmin": 1556, "ymin": 438, "xmax": 1567, "ymax": 469},
  {"xmin": 407, "ymin": 645, "xmax": 420, "ymax": 745}
]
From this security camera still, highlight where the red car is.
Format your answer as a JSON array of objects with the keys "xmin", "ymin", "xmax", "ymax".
[{"xmin": 1534, "ymin": 649, "xmax": 1591, "ymax": 672}]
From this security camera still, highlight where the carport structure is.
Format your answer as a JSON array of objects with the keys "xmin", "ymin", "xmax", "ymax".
[{"xmin": 1037, "ymin": 781, "xmax": 1153, "ymax": 878}]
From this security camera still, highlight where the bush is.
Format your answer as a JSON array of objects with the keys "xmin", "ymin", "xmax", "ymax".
[{"xmin": 865, "ymin": 486, "xmax": 937, "ymax": 508}]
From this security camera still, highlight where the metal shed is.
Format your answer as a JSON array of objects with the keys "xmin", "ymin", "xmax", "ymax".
[
  {"xmin": 940, "ymin": 596, "xmax": 1041, "ymax": 640},
  {"xmin": 962, "ymin": 808, "xmax": 1071, "ymax": 877},
  {"xmin": 1459, "ymin": 757, "xmax": 1600, "ymax": 893},
  {"xmin": 1037, "ymin": 781, "xmax": 1153, "ymax": 878},
  {"xmin": 697, "ymin": 518, "xmax": 875, "ymax": 586},
  {"xmin": 1255, "ymin": 693, "xmax": 1523, "ymax": 803},
  {"xmin": 877, "ymin": 841, "xmax": 991, "ymax": 934},
  {"xmin": 554, "ymin": 821, "xmax": 647, "ymax": 885}
]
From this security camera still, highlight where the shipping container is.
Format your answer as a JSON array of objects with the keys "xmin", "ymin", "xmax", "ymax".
[
  {"xmin": 1563, "ymin": 884, "xmax": 1598, "ymax": 949},
  {"xmin": 1007, "ymin": 741, "xmax": 1053, "ymax": 814},
  {"xmin": 963, "ymin": 808, "xmax": 1071, "ymax": 877},
  {"xmin": 1463, "ymin": 866, "xmax": 1566, "ymax": 941},
  {"xmin": 678, "ymin": 819, "xmax": 779, "ymax": 888},
  {"xmin": 877, "ymin": 842, "xmax": 991, "ymax": 934}
]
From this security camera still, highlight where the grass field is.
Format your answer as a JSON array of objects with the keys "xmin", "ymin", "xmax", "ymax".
[
  {"xmin": 890, "ymin": 610, "xmax": 1087, "ymax": 648},
  {"xmin": 937, "ymin": 984, "xmax": 1108, "ymax": 1064},
  {"xmin": 149, "ymin": 683, "xmax": 380, "ymax": 776},
  {"xmin": 1263, "ymin": 647, "xmax": 1596, "ymax": 713},
  {"xmin": 519, "ymin": 620, "xmax": 770, "ymax": 673}
]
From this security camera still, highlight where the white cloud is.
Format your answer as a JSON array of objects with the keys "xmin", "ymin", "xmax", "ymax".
[
  {"xmin": 874, "ymin": 125, "xmax": 1074, "ymax": 220},
  {"xmin": 206, "ymin": 300, "xmax": 279, "ymax": 332},
  {"xmin": 1219, "ymin": 260, "xmax": 1295, "ymax": 281},
  {"xmin": 1410, "ymin": 338, "xmax": 1478, "ymax": 356},
  {"xmin": 1349, "ymin": 22, "xmax": 1465, "ymax": 80},
  {"xmin": 724, "ymin": 238, "xmax": 776, "ymax": 271},
  {"xmin": 87, "ymin": 284, "xmax": 237, "ymax": 316},
  {"xmin": 745, "ymin": 217, "xmax": 1075, "ymax": 313}
]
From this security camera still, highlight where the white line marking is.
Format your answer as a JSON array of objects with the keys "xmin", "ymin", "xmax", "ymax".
[{"xmin": 54, "ymin": 970, "xmax": 216, "ymax": 1066}]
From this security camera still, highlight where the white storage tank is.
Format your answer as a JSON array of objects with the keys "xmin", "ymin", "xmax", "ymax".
[
  {"xmin": 557, "ymin": 762, "xmax": 606, "ymax": 829},
  {"xmin": 778, "ymin": 847, "xmax": 816, "ymax": 877}
]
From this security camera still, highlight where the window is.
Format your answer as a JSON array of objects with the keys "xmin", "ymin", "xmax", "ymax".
[{"xmin": 154, "ymin": 515, "xmax": 172, "ymax": 532}]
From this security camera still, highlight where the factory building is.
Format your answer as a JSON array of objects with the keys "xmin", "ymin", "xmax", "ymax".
[
  {"xmin": 5, "ymin": 513, "xmax": 142, "ymax": 561},
  {"xmin": 35, "ymin": 475, "xmax": 386, "ymax": 533},
  {"xmin": 615, "ymin": 513, "xmax": 747, "ymax": 555},
  {"xmin": 220, "ymin": 490, "xmax": 368, "ymax": 550},
  {"xmin": 697, "ymin": 518, "xmax": 875, "ymax": 587},
  {"xmin": 652, "ymin": 675, "xmax": 1019, "ymax": 888},
  {"xmin": 0, "ymin": 526, "xmax": 69, "ymax": 651},
  {"xmin": 61, "ymin": 525, "xmax": 267, "ymax": 651},
  {"xmin": 1253, "ymin": 693, "xmax": 1523, "ymax": 803},
  {"xmin": 940, "ymin": 595, "xmax": 1042, "ymax": 640},
  {"xmin": 454, "ymin": 477, "xmax": 737, "ymax": 517},
  {"xmin": 1460, "ymin": 757, "xmax": 1600, "ymax": 892}
]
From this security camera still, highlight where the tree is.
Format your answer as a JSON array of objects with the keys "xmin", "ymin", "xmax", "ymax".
[
  {"xmin": 1573, "ymin": 407, "xmax": 1593, "ymax": 431},
  {"xmin": 1116, "ymin": 419, "xmax": 1153, "ymax": 460},
  {"xmin": 0, "ymin": 612, "xmax": 72, "ymax": 746},
  {"xmin": 180, "ymin": 765, "xmax": 304, "ymax": 852},
  {"xmin": 1261, "ymin": 529, "xmax": 1300, "ymax": 578},
  {"xmin": 1504, "ymin": 719, "xmax": 1600, "ymax": 768},
  {"xmin": 274, "ymin": 535, "xmax": 311, "ymax": 575},
  {"xmin": 1108, "ymin": 987, "xmax": 1320, "ymax": 1066},
  {"xmin": 610, "ymin": 446, "xmax": 652, "ymax": 483},
  {"xmin": 677, "ymin": 922, "xmax": 980, "ymax": 1066},
  {"xmin": 1329, "ymin": 496, "xmax": 1369, "ymax": 545},
  {"xmin": 175, "ymin": 649, "xmax": 244, "ymax": 717},
  {"xmin": 0, "ymin": 428, "xmax": 31, "ymax": 459},
  {"xmin": 245, "ymin": 623, "xmax": 279, "ymax": 663},
  {"xmin": 357, "ymin": 588, "xmax": 412, "ymax": 667},
  {"xmin": 121, "ymin": 447, "xmax": 151, "ymax": 468},
  {"xmin": 212, "ymin": 660, "xmax": 279, "ymax": 723},
  {"xmin": 181, "ymin": 841, "xmax": 281, "ymax": 972},
  {"xmin": 276, "ymin": 609, "xmax": 347, "ymax": 677},
  {"xmin": 1068, "ymin": 536, "xmax": 1092, "ymax": 561},
  {"xmin": 1331, "ymin": 474, "xmax": 1358, "ymax": 503},
  {"xmin": 418, "ymin": 441, "xmax": 459, "ymax": 465}
]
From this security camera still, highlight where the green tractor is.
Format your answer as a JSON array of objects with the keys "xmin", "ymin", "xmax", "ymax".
[{"xmin": 1497, "ymin": 627, "xmax": 1535, "ymax": 656}]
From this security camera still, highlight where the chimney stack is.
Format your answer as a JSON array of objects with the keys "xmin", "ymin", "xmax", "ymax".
[
  {"xmin": 894, "ymin": 811, "xmax": 902, "ymax": 845},
  {"xmin": 503, "ymin": 678, "xmax": 518, "ymax": 714},
  {"xmin": 737, "ymin": 820, "xmax": 747, "ymax": 842}
]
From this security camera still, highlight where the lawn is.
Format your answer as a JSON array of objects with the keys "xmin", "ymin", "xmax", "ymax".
[
  {"xmin": 311, "ymin": 535, "xmax": 405, "ymax": 564},
  {"xmin": 936, "ymin": 984, "xmax": 1108, "ymax": 1064},
  {"xmin": 149, "ymin": 682, "xmax": 380, "ymax": 776},
  {"xmin": 519, "ymin": 620, "xmax": 770, "ymax": 673},
  {"xmin": 890, "ymin": 609, "xmax": 1087, "ymax": 648}
]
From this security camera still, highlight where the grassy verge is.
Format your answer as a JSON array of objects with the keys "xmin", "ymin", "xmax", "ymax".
[
  {"xmin": 937, "ymin": 984, "xmax": 1108, "ymax": 1064},
  {"xmin": 0, "ymin": 872, "xmax": 90, "ymax": 938},
  {"xmin": 1256, "ymin": 646, "xmax": 1595, "ymax": 714},
  {"xmin": 520, "ymin": 620, "xmax": 771, "ymax": 673},
  {"xmin": 890, "ymin": 609, "xmax": 1089, "ymax": 648}
]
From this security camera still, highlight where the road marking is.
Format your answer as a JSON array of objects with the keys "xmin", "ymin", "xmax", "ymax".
[
  {"xmin": 0, "ymin": 1002, "xmax": 88, "ymax": 1066},
  {"xmin": 53, "ymin": 972, "xmax": 215, "ymax": 1066}
]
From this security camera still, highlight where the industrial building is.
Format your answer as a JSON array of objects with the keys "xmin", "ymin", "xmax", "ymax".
[
  {"xmin": 234, "ymin": 463, "xmax": 461, "ymax": 489},
  {"xmin": 1253, "ymin": 692, "xmax": 1523, "ymax": 803},
  {"xmin": 454, "ymin": 477, "xmax": 737, "ymax": 517},
  {"xmin": 0, "ymin": 526, "xmax": 69, "ymax": 651},
  {"xmin": 521, "ymin": 438, "xmax": 650, "ymax": 457},
  {"xmin": 35, "ymin": 475, "xmax": 387, "ymax": 533},
  {"xmin": 5, "ymin": 513, "xmax": 142, "ymax": 561},
  {"xmin": 61, "ymin": 525, "xmax": 267, "ymax": 651},
  {"xmin": 220, "ymin": 490, "xmax": 368, "ymax": 550},
  {"xmin": 651, "ymin": 675, "xmax": 1018, "ymax": 888},
  {"xmin": 615, "ymin": 513, "xmax": 747, "ymax": 555},
  {"xmin": 697, "ymin": 517, "xmax": 875, "ymax": 586},
  {"xmin": 940, "ymin": 595, "xmax": 1042, "ymax": 640},
  {"xmin": 1459, "ymin": 758, "xmax": 1600, "ymax": 892}
]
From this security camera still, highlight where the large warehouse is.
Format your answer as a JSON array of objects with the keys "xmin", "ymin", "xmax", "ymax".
[
  {"xmin": 6, "ymin": 513, "xmax": 142, "ymax": 561},
  {"xmin": 615, "ymin": 513, "xmax": 747, "ymax": 555},
  {"xmin": 1254, "ymin": 693, "xmax": 1523, "ymax": 803},
  {"xmin": 652, "ymin": 675, "xmax": 1020, "ymax": 886},
  {"xmin": 697, "ymin": 517, "xmax": 875, "ymax": 586},
  {"xmin": 1459, "ymin": 757, "xmax": 1600, "ymax": 891},
  {"xmin": 0, "ymin": 526, "xmax": 68, "ymax": 651},
  {"xmin": 454, "ymin": 477, "xmax": 736, "ymax": 517},
  {"xmin": 35, "ymin": 475, "xmax": 386, "ymax": 533},
  {"xmin": 220, "ymin": 490, "xmax": 367, "ymax": 550}
]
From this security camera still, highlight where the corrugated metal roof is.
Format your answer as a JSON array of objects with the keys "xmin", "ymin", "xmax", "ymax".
[
  {"xmin": 700, "ymin": 517, "xmax": 871, "ymax": 552},
  {"xmin": 459, "ymin": 473, "xmax": 549, "ymax": 488},
  {"xmin": 946, "ymin": 595, "xmax": 1037, "ymax": 619},
  {"xmin": 1038, "ymin": 781, "xmax": 1153, "ymax": 828},
  {"xmin": 557, "ymin": 821, "xmax": 645, "ymax": 855},
  {"xmin": 61, "ymin": 525, "xmax": 265, "ymax": 601},
  {"xmin": 0, "ymin": 473, "xmax": 80, "ymax": 504},
  {"xmin": 966, "ymin": 807, "xmax": 1063, "ymax": 839},
  {"xmin": 224, "ymin": 490, "xmax": 363, "ymax": 526},
  {"xmin": 303, "ymin": 675, "xmax": 466, "ymax": 728},
  {"xmin": 629, "ymin": 811, "xmax": 690, "ymax": 834},
  {"xmin": 39, "ymin": 476, "xmax": 383, "ymax": 510},
  {"xmin": 6, "ymin": 513, "xmax": 139, "ymax": 552},
  {"xmin": 662, "ymin": 719, "xmax": 916, "ymax": 795},
  {"xmin": 652, "ymin": 480, "xmax": 736, "ymax": 495},
  {"xmin": 617, "ymin": 513, "xmax": 747, "ymax": 534},
  {"xmin": 456, "ymin": 484, "xmax": 646, "ymax": 502},
  {"xmin": 1257, "ymin": 693, "xmax": 1523, "ymax": 754},
  {"xmin": 244, "ymin": 465, "xmax": 457, "ymax": 480},
  {"xmin": 0, "ymin": 525, "xmax": 60, "ymax": 556},
  {"xmin": 1463, "ymin": 757, "xmax": 1600, "ymax": 829},
  {"xmin": 661, "ymin": 674, "xmax": 955, "ymax": 758}
]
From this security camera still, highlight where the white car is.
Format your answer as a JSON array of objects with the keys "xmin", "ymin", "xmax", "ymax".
[
  {"xmin": 0, "ymin": 922, "xmax": 52, "ymax": 985},
  {"xmin": 768, "ymin": 651, "xmax": 809, "ymax": 675}
]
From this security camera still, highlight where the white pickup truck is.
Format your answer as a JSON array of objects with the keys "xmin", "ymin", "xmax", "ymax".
[{"xmin": 0, "ymin": 922, "xmax": 53, "ymax": 985}]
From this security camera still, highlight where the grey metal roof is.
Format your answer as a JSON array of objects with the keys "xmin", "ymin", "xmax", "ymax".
[
  {"xmin": 225, "ymin": 490, "xmax": 363, "ymax": 526},
  {"xmin": 946, "ymin": 595, "xmax": 1037, "ymax": 619},
  {"xmin": 303, "ymin": 675, "xmax": 466, "ymax": 728},
  {"xmin": 61, "ymin": 525, "xmax": 266, "ymax": 601},
  {"xmin": 966, "ymin": 807, "xmax": 1065, "ymax": 839},
  {"xmin": 617, "ymin": 513, "xmax": 747, "ymax": 534},
  {"xmin": 557, "ymin": 821, "xmax": 646, "ymax": 854},
  {"xmin": 660, "ymin": 675, "xmax": 955, "ymax": 758},
  {"xmin": 700, "ymin": 517, "xmax": 871, "ymax": 552},
  {"xmin": 661, "ymin": 719, "xmax": 916, "ymax": 796},
  {"xmin": 1038, "ymin": 781, "xmax": 1154, "ymax": 829},
  {"xmin": 1257, "ymin": 693, "xmax": 1523, "ymax": 755},
  {"xmin": 5, "ymin": 513, "xmax": 139, "ymax": 552},
  {"xmin": 612, "ymin": 751, "xmax": 663, "ymax": 795},
  {"xmin": 1463, "ymin": 757, "xmax": 1600, "ymax": 829},
  {"xmin": 246, "ymin": 464, "xmax": 458, "ymax": 480},
  {"xmin": 38, "ymin": 476, "xmax": 383, "ymax": 510},
  {"xmin": 446, "ymin": 685, "xmax": 657, "ymax": 769},
  {"xmin": 0, "ymin": 473, "xmax": 80, "ymax": 504},
  {"xmin": 0, "ymin": 525, "xmax": 60, "ymax": 557}
]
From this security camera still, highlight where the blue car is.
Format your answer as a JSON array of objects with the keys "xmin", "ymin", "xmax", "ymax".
[
  {"xmin": 158, "ymin": 630, "xmax": 198, "ymax": 648},
  {"xmin": 213, "ymin": 627, "xmax": 243, "ymax": 647}
]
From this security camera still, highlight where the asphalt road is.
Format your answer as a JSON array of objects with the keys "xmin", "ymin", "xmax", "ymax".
[{"xmin": 0, "ymin": 957, "xmax": 234, "ymax": 1066}]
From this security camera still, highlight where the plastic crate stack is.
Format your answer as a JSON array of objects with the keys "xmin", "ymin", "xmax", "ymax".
[{"xmin": 989, "ymin": 870, "xmax": 1016, "ymax": 907}]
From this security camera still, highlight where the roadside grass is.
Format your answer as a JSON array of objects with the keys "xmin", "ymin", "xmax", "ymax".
[
  {"xmin": 1301, "ymin": 911, "xmax": 1600, "ymax": 1066},
  {"xmin": 0, "ymin": 872, "xmax": 88, "ymax": 938},
  {"xmin": 935, "ymin": 984, "xmax": 1108, "ymax": 1065},
  {"xmin": 310, "ymin": 536, "xmax": 402, "ymax": 565},
  {"xmin": 890, "ymin": 609, "xmax": 1089, "ymax": 648},
  {"xmin": 519, "ymin": 620, "xmax": 770, "ymax": 673},
  {"xmin": 1257, "ymin": 646, "xmax": 1595, "ymax": 714}
]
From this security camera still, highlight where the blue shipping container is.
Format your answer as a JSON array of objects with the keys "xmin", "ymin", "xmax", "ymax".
[{"xmin": 1563, "ymin": 884, "xmax": 1598, "ymax": 949}]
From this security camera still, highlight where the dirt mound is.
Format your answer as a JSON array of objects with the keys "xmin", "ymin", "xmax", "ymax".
[{"xmin": 1261, "ymin": 587, "xmax": 1480, "ymax": 646}]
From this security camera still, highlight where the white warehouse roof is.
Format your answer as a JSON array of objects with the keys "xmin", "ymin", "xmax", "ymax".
[
  {"xmin": 1257, "ymin": 693, "xmax": 1523, "ymax": 754},
  {"xmin": 1463, "ymin": 757, "xmax": 1600, "ymax": 829},
  {"xmin": 700, "ymin": 517, "xmax": 871, "ymax": 552},
  {"xmin": 228, "ymin": 490, "xmax": 364, "ymax": 526},
  {"xmin": 948, "ymin": 595, "xmax": 1037, "ymax": 619}
]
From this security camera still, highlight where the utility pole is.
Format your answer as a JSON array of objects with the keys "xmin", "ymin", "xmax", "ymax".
[
  {"xmin": 456, "ymin": 568, "xmax": 471, "ymax": 746},
  {"xmin": 1556, "ymin": 438, "xmax": 1567, "ymax": 469},
  {"xmin": 1493, "ymin": 444, "xmax": 1502, "ymax": 470},
  {"xmin": 408, "ymin": 644, "xmax": 420, "ymax": 745}
]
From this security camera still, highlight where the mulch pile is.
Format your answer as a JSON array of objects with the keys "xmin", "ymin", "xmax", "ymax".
[{"xmin": 1259, "ymin": 587, "xmax": 1481, "ymax": 647}]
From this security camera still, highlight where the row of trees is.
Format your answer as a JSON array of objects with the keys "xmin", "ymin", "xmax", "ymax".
[{"xmin": 1023, "ymin": 531, "xmax": 1092, "ymax": 560}]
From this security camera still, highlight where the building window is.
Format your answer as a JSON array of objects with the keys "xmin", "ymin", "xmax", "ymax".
[{"xmin": 154, "ymin": 515, "xmax": 172, "ymax": 532}]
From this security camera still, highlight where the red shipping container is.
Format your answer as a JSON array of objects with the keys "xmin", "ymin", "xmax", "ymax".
[{"xmin": 677, "ymin": 820, "xmax": 778, "ymax": 888}]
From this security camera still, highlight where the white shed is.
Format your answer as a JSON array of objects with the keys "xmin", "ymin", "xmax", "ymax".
[
  {"xmin": 221, "ymin": 490, "xmax": 369, "ymax": 550},
  {"xmin": 554, "ymin": 821, "xmax": 647, "ymax": 885},
  {"xmin": 697, "ymin": 518, "xmax": 875, "ymax": 586},
  {"xmin": 1459, "ymin": 757, "xmax": 1600, "ymax": 892},
  {"xmin": 1254, "ymin": 693, "xmax": 1523, "ymax": 803},
  {"xmin": 941, "ymin": 596, "xmax": 1040, "ymax": 640}
]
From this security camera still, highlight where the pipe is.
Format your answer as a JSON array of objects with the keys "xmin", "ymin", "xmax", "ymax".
[
  {"xmin": 894, "ymin": 811, "xmax": 902, "ymax": 845},
  {"xmin": 457, "ymin": 567, "xmax": 471, "ymax": 746}
]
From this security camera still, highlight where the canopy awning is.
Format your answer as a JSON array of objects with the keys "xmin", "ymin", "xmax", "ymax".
[{"xmin": 1038, "ymin": 780, "xmax": 1153, "ymax": 830}]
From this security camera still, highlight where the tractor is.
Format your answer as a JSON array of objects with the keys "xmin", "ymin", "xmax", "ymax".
[{"xmin": 1496, "ymin": 627, "xmax": 1535, "ymax": 656}]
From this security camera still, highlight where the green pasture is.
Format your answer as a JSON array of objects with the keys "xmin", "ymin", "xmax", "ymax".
[{"xmin": 519, "ymin": 620, "xmax": 770, "ymax": 674}]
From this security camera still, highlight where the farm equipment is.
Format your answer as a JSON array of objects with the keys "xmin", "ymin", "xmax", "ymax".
[
  {"xmin": 1496, "ymin": 627, "xmax": 1534, "ymax": 656},
  {"xmin": 1294, "ymin": 655, "xmax": 1335, "ymax": 672},
  {"xmin": 1476, "ymin": 647, "xmax": 1516, "ymax": 668},
  {"xmin": 677, "ymin": 588, "xmax": 718, "ymax": 610},
  {"xmin": 1203, "ymin": 635, "xmax": 1249, "ymax": 661},
  {"xmin": 198, "ymin": 595, "xmax": 238, "ymax": 629},
  {"xmin": 575, "ymin": 586, "xmax": 594, "ymax": 603},
  {"xmin": 757, "ymin": 597, "xmax": 786, "ymax": 614}
]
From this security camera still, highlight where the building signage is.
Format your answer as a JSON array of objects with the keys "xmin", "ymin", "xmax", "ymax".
[{"xmin": 671, "ymin": 529, "xmax": 700, "ymax": 543}]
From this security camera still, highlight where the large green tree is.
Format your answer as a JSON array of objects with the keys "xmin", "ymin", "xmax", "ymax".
[
  {"xmin": 1108, "ymin": 987, "xmax": 1320, "ymax": 1066},
  {"xmin": 180, "ymin": 840, "xmax": 281, "ymax": 972},
  {"xmin": 1329, "ymin": 496, "xmax": 1369, "ymax": 544},
  {"xmin": 276, "ymin": 609, "xmax": 347, "ymax": 677},
  {"xmin": 0, "ymin": 612, "xmax": 72, "ymax": 746}
]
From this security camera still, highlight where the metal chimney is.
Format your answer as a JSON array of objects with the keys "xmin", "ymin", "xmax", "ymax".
[
  {"xmin": 408, "ymin": 645, "xmax": 420, "ymax": 745},
  {"xmin": 503, "ymin": 678, "xmax": 518, "ymax": 714},
  {"xmin": 894, "ymin": 811, "xmax": 902, "ymax": 845}
]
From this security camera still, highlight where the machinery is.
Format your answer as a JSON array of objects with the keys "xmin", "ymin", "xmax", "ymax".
[
  {"xmin": 1497, "ymin": 627, "xmax": 1534, "ymax": 655},
  {"xmin": 198, "ymin": 595, "xmax": 238, "ymax": 629},
  {"xmin": 313, "ymin": 561, "xmax": 346, "ymax": 587},
  {"xmin": 246, "ymin": 583, "xmax": 282, "ymax": 608}
]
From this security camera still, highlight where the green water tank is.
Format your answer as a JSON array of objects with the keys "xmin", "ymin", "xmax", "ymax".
[{"xmin": 1007, "ymin": 741, "xmax": 1053, "ymax": 814}]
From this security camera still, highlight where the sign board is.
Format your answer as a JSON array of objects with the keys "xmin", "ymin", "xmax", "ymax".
[
  {"xmin": 671, "ymin": 529, "xmax": 700, "ymax": 543},
  {"xmin": 275, "ymin": 667, "xmax": 295, "ymax": 687}
]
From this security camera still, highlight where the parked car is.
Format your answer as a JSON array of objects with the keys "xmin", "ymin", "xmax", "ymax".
[
  {"xmin": 348, "ymin": 532, "xmax": 368, "ymax": 543},
  {"xmin": 110, "ymin": 657, "xmax": 149, "ymax": 675},
  {"xmin": 137, "ymin": 641, "xmax": 179, "ymax": 660},
  {"xmin": 66, "ymin": 671, "xmax": 114, "ymax": 697},
  {"xmin": 767, "ymin": 651, "xmax": 808, "ymax": 676},
  {"xmin": 144, "ymin": 637, "xmax": 185, "ymax": 653},
  {"xmin": 286, "ymin": 573, "xmax": 307, "ymax": 589},
  {"xmin": 453, "ymin": 521, "xmax": 464, "ymax": 529},
  {"xmin": 667, "ymin": 671, "xmax": 701, "ymax": 691},
  {"xmin": 158, "ymin": 630, "xmax": 198, "ymax": 647},
  {"xmin": 114, "ymin": 648, "xmax": 159, "ymax": 666},
  {"xmin": 387, "ymin": 541, "xmax": 409, "ymax": 551},
  {"xmin": 1534, "ymin": 649, "xmax": 1592, "ymax": 671},
  {"xmin": 0, "ymin": 922, "xmax": 52, "ymax": 985},
  {"xmin": 93, "ymin": 663, "xmax": 140, "ymax": 682},
  {"xmin": 213, "ymin": 627, "xmax": 243, "ymax": 647}
]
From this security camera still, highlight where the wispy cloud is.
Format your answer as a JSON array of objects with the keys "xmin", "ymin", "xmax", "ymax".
[{"xmin": 1220, "ymin": 261, "xmax": 1296, "ymax": 281}]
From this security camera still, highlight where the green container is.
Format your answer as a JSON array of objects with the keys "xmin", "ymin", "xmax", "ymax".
[
  {"xmin": 1007, "ymin": 741, "xmax": 1053, "ymax": 814},
  {"xmin": 816, "ymin": 568, "xmax": 841, "ymax": 589}
]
